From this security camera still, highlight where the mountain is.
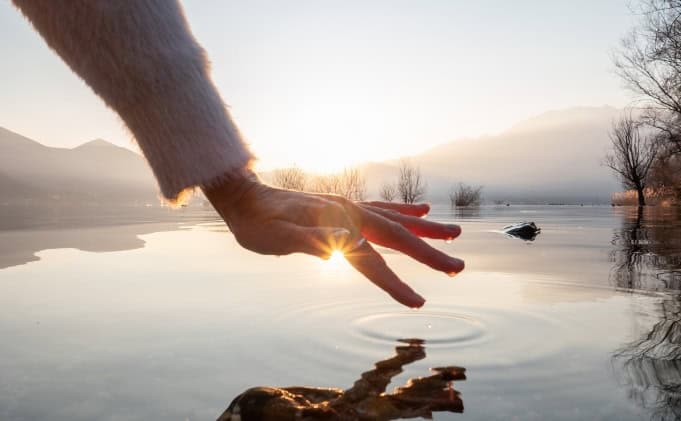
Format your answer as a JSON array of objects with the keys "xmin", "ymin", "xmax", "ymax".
[
  {"xmin": 0, "ymin": 127, "xmax": 157, "ymax": 205},
  {"xmin": 0, "ymin": 171, "xmax": 40, "ymax": 199},
  {"xmin": 362, "ymin": 106, "xmax": 621, "ymax": 203},
  {"xmin": 0, "ymin": 106, "xmax": 623, "ymax": 207}
]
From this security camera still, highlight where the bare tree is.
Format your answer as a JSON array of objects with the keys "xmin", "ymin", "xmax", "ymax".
[
  {"xmin": 613, "ymin": 0, "xmax": 681, "ymax": 152},
  {"xmin": 397, "ymin": 160, "xmax": 426, "ymax": 204},
  {"xmin": 272, "ymin": 167, "xmax": 307, "ymax": 191},
  {"xmin": 339, "ymin": 168, "xmax": 366, "ymax": 201},
  {"xmin": 379, "ymin": 182, "xmax": 397, "ymax": 202},
  {"xmin": 308, "ymin": 174, "xmax": 340, "ymax": 196},
  {"xmin": 450, "ymin": 183, "xmax": 483, "ymax": 207},
  {"xmin": 307, "ymin": 167, "xmax": 366, "ymax": 200},
  {"xmin": 649, "ymin": 145, "xmax": 681, "ymax": 200},
  {"xmin": 605, "ymin": 112, "xmax": 659, "ymax": 206}
]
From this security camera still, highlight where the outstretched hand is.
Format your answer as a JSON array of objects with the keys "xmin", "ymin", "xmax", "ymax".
[{"xmin": 202, "ymin": 171, "xmax": 464, "ymax": 308}]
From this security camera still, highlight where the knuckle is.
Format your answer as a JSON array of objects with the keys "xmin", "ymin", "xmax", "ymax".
[
  {"xmin": 334, "ymin": 195, "xmax": 351, "ymax": 205},
  {"xmin": 322, "ymin": 194, "xmax": 351, "ymax": 208},
  {"xmin": 384, "ymin": 208, "xmax": 400, "ymax": 217},
  {"xmin": 316, "ymin": 201, "xmax": 351, "ymax": 226},
  {"xmin": 326, "ymin": 201, "xmax": 347, "ymax": 216},
  {"xmin": 388, "ymin": 221, "xmax": 409, "ymax": 237}
]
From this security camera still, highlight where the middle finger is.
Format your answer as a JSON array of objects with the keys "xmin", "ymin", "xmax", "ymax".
[
  {"xmin": 356, "ymin": 205, "xmax": 465, "ymax": 275},
  {"xmin": 360, "ymin": 204, "xmax": 461, "ymax": 240}
]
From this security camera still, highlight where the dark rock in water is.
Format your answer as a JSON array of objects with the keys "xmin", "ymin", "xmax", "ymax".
[{"xmin": 502, "ymin": 222, "xmax": 541, "ymax": 241}]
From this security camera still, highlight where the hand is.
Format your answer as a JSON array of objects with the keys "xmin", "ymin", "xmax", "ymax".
[{"xmin": 202, "ymin": 170, "xmax": 464, "ymax": 308}]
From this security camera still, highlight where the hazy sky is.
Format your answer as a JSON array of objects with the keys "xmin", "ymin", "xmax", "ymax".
[{"xmin": 0, "ymin": 0, "xmax": 635, "ymax": 172}]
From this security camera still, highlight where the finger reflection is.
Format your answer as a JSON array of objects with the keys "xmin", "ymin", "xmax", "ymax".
[{"xmin": 218, "ymin": 339, "xmax": 466, "ymax": 421}]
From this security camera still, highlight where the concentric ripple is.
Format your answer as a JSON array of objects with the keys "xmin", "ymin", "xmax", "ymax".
[
  {"xmin": 351, "ymin": 311, "xmax": 486, "ymax": 347},
  {"xmin": 272, "ymin": 299, "xmax": 567, "ymax": 369}
]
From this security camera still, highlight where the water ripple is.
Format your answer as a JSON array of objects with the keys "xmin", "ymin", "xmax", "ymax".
[
  {"xmin": 273, "ymin": 299, "xmax": 567, "ymax": 369},
  {"xmin": 351, "ymin": 311, "xmax": 486, "ymax": 347}
]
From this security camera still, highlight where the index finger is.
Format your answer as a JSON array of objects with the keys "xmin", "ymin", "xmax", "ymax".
[{"xmin": 344, "ymin": 241, "xmax": 425, "ymax": 308}]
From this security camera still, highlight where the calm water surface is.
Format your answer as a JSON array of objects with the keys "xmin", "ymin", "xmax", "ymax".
[{"xmin": 1, "ymin": 205, "xmax": 681, "ymax": 420}]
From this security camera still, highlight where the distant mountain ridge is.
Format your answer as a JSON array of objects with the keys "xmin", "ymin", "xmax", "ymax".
[
  {"xmin": 0, "ymin": 106, "xmax": 622, "ymax": 205},
  {"xmin": 0, "ymin": 127, "xmax": 157, "ymax": 205},
  {"xmin": 360, "ymin": 106, "xmax": 621, "ymax": 203}
]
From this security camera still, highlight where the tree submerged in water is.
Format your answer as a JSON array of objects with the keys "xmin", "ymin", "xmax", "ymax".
[
  {"xmin": 397, "ymin": 160, "xmax": 427, "ymax": 204},
  {"xmin": 450, "ymin": 183, "xmax": 483, "ymax": 207},
  {"xmin": 604, "ymin": 112, "xmax": 659, "ymax": 207},
  {"xmin": 217, "ymin": 339, "xmax": 465, "ymax": 421},
  {"xmin": 379, "ymin": 182, "xmax": 397, "ymax": 202},
  {"xmin": 609, "ymin": 206, "xmax": 681, "ymax": 291}
]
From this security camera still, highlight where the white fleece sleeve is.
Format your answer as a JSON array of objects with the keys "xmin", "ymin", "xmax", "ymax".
[{"xmin": 12, "ymin": 0, "xmax": 255, "ymax": 203}]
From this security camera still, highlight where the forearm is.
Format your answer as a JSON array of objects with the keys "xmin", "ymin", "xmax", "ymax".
[{"xmin": 13, "ymin": 0, "xmax": 254, "ymax": 203}]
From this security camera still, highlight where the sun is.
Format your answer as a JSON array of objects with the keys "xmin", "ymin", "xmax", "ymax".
[
  {"xmin": 320, "ymin": 249, "xmax": 352, "ymax": 274},
  {"xmin": 328, "ymin": 250, "xmax": 345, "ymax": 263},
  {"xmin": 256, "ymin": 98, "xmax": 394, "ymax": 173}
]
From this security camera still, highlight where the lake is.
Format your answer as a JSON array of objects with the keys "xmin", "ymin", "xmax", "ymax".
[{"xmin": 1, "ymin": 205, "xmax": 681, "ymax": 420}]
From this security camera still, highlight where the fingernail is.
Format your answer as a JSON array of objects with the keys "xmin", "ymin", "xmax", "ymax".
[
  {"xmin": 448, "ymin": 225, "xmax": 462, "ymax": 237},
  {"xmin": 410, "ymin": 294, "xmax": 426, "ymax": 309},
  {"xmin": 348, "ymin": 237, "xmax": 367, "ymax": 251},
  {"xmin": 332, "ymin": 228, "xmax": 351, "ymax": 242},
  {"xmin": 447, "ymin": 259, "xmax": 465, "ymax": 276}
]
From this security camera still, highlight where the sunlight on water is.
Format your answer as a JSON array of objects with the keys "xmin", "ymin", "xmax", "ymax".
[{"xmin": 1, "ymin": 205, "xmax": 681, "ymax": 419}]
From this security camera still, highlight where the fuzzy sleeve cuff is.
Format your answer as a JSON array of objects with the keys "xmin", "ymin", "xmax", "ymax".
[{"xmin": 13, "ymin": 0, "xmax": 255, "ymax": 203}]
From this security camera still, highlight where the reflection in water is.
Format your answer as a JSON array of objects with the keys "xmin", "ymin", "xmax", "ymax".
[
  {"xmin": 218, "ymin": 340, "xmax": 465, "ymax": 421},
  {"xmin": 610, "ymin": 207, "xmax": 681, "ymax": 419},
  {"xmin": 610, "ymin": 207, "xmax": 681, "ymax": 291},
  {"xmin": 613, "ymin": 295, "xmax": 681, "ymax": 421},
  {"xmin": 4, "ymin": 205, "xmax": 681, "ymax": 419},
  {"xmin": 0, "ymin": 208, "xmax": 218, "ymax": 269},
  {"xmin": 448, "ymin": 206, "xmax": 481, "ymax": 220},
  {"xmin": 610, "ymin": 207, "xmax": 681, "ymax": 420}
]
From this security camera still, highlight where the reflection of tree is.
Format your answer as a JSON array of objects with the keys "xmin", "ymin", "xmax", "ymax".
[
  {"xmin": 611, "ymin": 207, "xmax": 681, "ymax": 419},
  {"xmin": 449, "ymin": 206, "xmax": 481, "ymax": 220},
  {"xmin": 613, "ymin": 296, "xmax": 681, "ymax": 421},
  {"xmin": 218, "ymin": 339, "xmax": 466, "ymax": 421},
  {"xmin": 610, "ymin": 207, "xmax": 681, "ymax": 291}
]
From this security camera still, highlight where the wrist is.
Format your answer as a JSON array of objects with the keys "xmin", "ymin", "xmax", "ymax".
[{"xmin": 201, "ymin": 166, "xmax": 260, "ymax": 216}]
